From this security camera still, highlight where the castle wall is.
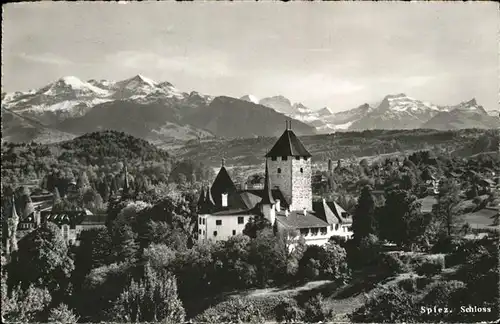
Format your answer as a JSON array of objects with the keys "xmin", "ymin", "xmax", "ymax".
[
  {"xmin": 267, "ymin": 157, "xmax": 293, "ymax": 204},
  {"xmin": 291, "ymin": 157, "xmax": 312, "ymax": 211},
  {"xmin": 267, "ymin": 156, "xmax": 312, "ymax": 211},
  {"xmin": 198, "ymin": 214, "xmax": 253, "ymax": 242}
]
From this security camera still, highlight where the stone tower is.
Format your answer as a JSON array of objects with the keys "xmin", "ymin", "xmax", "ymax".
[{"xmin": 265, "ymin": 121, "xmax": 312, "ymax": 211}]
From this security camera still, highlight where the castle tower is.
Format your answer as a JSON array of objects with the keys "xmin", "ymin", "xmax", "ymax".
[{"xmin": 265, "ymin": 121, "xmax": 312, "ymax": 211}]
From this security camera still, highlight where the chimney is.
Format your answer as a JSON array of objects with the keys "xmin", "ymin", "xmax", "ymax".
[
  {"xmin": 275, "ymin": 199, "xmax": 281, "ymax": 212},
  {"xmin": 328, "ymin": 159, "xmax": 332, "ymax": 172}
]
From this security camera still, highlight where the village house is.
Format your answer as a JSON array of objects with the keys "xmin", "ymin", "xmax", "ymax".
[{"xmin": 197, "ymin": 122, "xmax": 353, "ymax": 246}]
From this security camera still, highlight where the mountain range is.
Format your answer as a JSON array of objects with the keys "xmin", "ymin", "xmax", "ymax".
[{"xmin": 2, "ymin": 75, "xmax": 498, "ymax": 144}]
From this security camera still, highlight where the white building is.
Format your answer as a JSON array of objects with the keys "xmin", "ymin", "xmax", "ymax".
[{"xmin": 197, "ymin": 122, "xmax": 353, "ymax": 246}]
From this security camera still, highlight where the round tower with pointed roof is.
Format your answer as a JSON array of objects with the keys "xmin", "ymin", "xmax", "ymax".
[{"xmin": 265, "ymin": 121, "xmax": 312, "ymax": 211}]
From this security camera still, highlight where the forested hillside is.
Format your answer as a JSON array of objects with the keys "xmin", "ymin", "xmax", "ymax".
[{"xmin": 174, "ymin": 129, "xmax": 499, "ymax": 167}]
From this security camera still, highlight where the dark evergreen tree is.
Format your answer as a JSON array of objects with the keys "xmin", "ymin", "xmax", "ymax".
[{"xmin": 352, "ymin": 186, "xmax": 376, "ymax": 244}]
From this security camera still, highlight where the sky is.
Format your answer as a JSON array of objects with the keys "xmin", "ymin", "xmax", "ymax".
[{"xmin": 2, "ymin": 2, "xmax": 499, "ymax": 112}]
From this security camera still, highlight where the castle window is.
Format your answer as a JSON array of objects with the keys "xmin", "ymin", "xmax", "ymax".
[
  {"xmin": 304, "ymin": 157, "xmax": 309, "ymax": 161},
  {"xmin": 199, "ymin": 229, "xmax": 202, "ymax": 234},
  {"xmin": 271, "ymin": 157, "xmax": 277, "ymax": 161},
  {"xmin": 311, "ymin": 228, "xmax": 319, "ymax": 236},
  {"xmin": 216, "ymin": 220, "xmax": 222, "ymax": 226},
  {"xmin": 300, "ymin": 228, "xmax": 309, "ymax": 236},
  {"xmin": 213, "ymin": 231, "xmax": 218, "ymax": 237},
  {"xmin": 199, "ymin": 217, "xmax": 202, "ymax": 224},
  {"xmin": 282, "ymin": 156, "xmax": 288, "ymax": 161},
  {"xmin": 320, "ymin": 227, "xmax": 327, "ymax": 235},
  {"xmin": 335, "ymin": 224, "xmax": 340, "ymax": 231},
  {"xmin": 296, "ymin": 156, "xmax": 301, "ymax": 160},
  {"xmin": 278, "ymin": 168, "xmax": 282, "ymax": 174},
  {"xmin": 202, "ymin": 218, "xmax": 205, "ymax": 225},
  {"xmin": 300, "ymin": 168, "xmax": 304, "ymax": 173},
  {"xmin": 232, "ymin": 230, "xmax": 236, "ymax": 235},
  {"xmin": 238, "ymin": 216, "xmax": 244, "ymax": 224},
  {"xmin": 222, "ymin": 193, "xmax": 228, "ymax": 207}
]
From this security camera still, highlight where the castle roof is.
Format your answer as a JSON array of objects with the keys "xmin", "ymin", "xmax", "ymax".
[
  {"xmin": 276, "ymin": 210, "xmax": 329, "ymax": 229},
  {"xmin": 313, "ymin": 200, "xmax": 352, "ymax": 225},
  {"xmin": 265, "ymin": 128, "xmax": 311, "ymax": 158}
]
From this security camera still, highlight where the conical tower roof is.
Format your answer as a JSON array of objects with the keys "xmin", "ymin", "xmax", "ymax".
[
  {"xmin": 261, "ymin": 160, "xmax": 275, "ymax": 205},
  {"xmin": 11, "ymin": 196, "xmax": 19, "ymax": 219},
  {"xmin": 265, "ymin": 122, "xmax": 311, "ymax": 158}
]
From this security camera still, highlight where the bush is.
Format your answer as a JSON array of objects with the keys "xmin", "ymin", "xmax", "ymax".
[
  {"xmin": 274, "ymin": 298, "xmax": 304, "ymax": 323},
  {"xmin": 350, "ymin": 286, "xmax": 419, "ymax": 322},
  {"xmin": 379, "ymin": 253, "xmax": 410, "ymax": 275},
  {"xmin": 48, "ymin": 304, "xmax": 80, "ymax": 323},
  {"xmin": 418, "ymin": 281, "xmax": 467, "ymax": 322},
  {"xmin": 194, "ymin": 296, "xmax": 290, "ymax": 323},
  {"xmin": 303, "ymin": 294, "xmax": 332, "ymax": 323},
  {"xmin": 397, "ymin": 277, "xmax": 418, "ymax": 293},
  {"xmin": 416, "ymin": 260, "xmax": 444, "ymax": 277}
]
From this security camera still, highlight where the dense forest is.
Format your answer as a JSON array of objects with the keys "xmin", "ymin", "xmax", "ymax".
[{"xmin": 175, "ymin": 128, "xmax": 499, "ymax": 166}]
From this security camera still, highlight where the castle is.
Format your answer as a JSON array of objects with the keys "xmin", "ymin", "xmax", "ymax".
[{"xmin": 197, "ymin": 122, "xmax": 353, "ymax": 246}]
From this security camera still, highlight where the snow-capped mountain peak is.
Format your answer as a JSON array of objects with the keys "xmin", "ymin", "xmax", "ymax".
[
  {"xmin": 42, "ymin": 76, "xmax": 110, "ymax": 96},
  {"xmin": 240, "ymin": 94, "xmax": 260, "ymax": 105}
]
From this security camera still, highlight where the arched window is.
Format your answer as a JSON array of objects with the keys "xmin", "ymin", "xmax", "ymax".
[
  {"xmin": 300, "ymin": 168, "xmax": 303, "ymax": 173},
  {"xmin": 277, "ymin": 168, "xmax": 282, "ymax": 174}
]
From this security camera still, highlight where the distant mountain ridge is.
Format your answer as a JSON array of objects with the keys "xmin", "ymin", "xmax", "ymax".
[
  {"xmin": 2, "ymin": 75, "xmax": 315, "ymax": 143},
  {"xmin": 2, "ymin": 75, "xmax": 498, "ymax": 144},
  {"xmin": 256, "ymin": 92, "xmax": 498, "ymax": 133}
]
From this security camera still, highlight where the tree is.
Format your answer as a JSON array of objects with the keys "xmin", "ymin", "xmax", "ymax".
[
  {"xmin": 10, "ymin": 222, "xmax": 74, "ymax": 295},
  {"xmin": 303, "ymin": 294, "xmax": 332, "ymax": 323},
  {"xmin": 112, "ymin": 266, "xmax": 185, "ymax": 323},
  {"xmin": 243, "ymin": 216, "xmax": 272, "ymax": 239},
  {"xmin": 433, "ymin": 179, "xmax": 463, "ymax": 238},
  {"xmin": 350, "ymin": 286, "xmax": 419, "ymax": 323},
  {"xmin": 352, "ymin": 186, "xmax": 376, "ymax": 244},
  {"xmin": 48, "ymin": 303, "xmax": 80, "ymax": 323},
  {"xmin": 72, "ymin": 227, "xmax": 114, "ymax": 292},
  {"xmin": 2, "ymin": 284, "xmax": 52, "ymax": 322},
  {"xmin": 77, "ymin": 171, "xmax": 91, "ymax": 193},
  {"xmin": 378, "ymin": 189, "xmax": 428, "ymax": 249},
  {"xmin": 322, "ymin": 241, "xmax": 351, "ymax": 284}
]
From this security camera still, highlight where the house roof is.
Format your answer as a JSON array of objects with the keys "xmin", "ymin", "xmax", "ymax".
[
  {"xmin": 329, "ymin": 201, "xmax": 353, "ymax": 224},
  {"xmin": 265, "ymin": 129, "xmax": 311, "ymax": 158},
  {"xmin": 313, "ymin": 200, "xmax": 339, "ymax": 224},
  {"xmin": 276, "ymin": 210, "xmax": 329, "ymax": 229},
  {"xmin": 211, "ymin": 167, "xmax": 238, "ymax": 199}
]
